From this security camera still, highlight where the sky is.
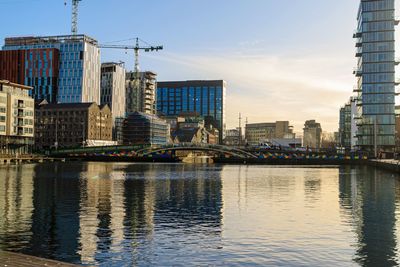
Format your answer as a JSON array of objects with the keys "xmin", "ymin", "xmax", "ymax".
[{"xmin": 0, "ymin": 0, "xmax": 387, "ymax": 133}]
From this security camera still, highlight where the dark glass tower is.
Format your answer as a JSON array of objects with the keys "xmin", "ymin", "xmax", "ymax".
[
  {"xmin": 354, "ymin": 0, "xmax": 397, "ymax": 152},
  {"xmin": 156, "ymin": 80, "xmax": 226, "ymax": 144}
]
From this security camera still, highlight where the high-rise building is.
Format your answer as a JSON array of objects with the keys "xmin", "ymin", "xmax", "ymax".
[
  {"xmin": 354, "ymin": 0, "xmax": 397, "ymax": 152},
  {"xmin": 0, "ymin": 49, "xmax": 60, "ymax": 103},
  {"xmin": 101, "ymin": 62, "xmax": 126, "ymax": 139},
  {"xmin": 157, "ymin": 80, "xmax": 226, "ymax": 143},
  {"xmin": 303, "ymin": 120, "xmax": 322, "ymax": 149},
  {"xmin": 126, "ymin": 71, "xmax": 157, "ymax": 115},
  {"xmin": 2, "ymin": 35, "xmax": 101, "ymax": 104},
  {"xmin": 0, "ymin": 80, "xmax": 34, "ymax": 155}
]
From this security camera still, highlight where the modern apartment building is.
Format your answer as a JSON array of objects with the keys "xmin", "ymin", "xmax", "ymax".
[
  {"xmin": 126, "ymin": 71, "xmax": 157, "ymax": 115},
  {"xmin": 0, "ymin": 80, "xmax": 34, "ymax": 155},
  {"xmin": 353, "ymin": 0, "xmax": 397, "ymax": 152},
  {"xmin": 101, "ymin": 62, "xmax": 126, "ymax": 139},
  {"xmin": 157, "ymin": 80, "xmax": 226, "ymax": 143},
  {"xmin": 35, "ymin": 102, "xmax": 112, "ymax": 149},
  {"xmin": 245, "ymin": 121, "xmax": 294, "ymax": 146},
  {"xmin": 303, "ymin": 120, "xmax": 322, "ymax": 149},
  {"xmin": 2, "ymin": 35, "xmax": 101, "ymax": 104}
]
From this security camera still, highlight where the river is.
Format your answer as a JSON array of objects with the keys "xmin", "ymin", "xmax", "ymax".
[{"xmin": 0, "ymin": 162, "xmax": 399, "ymax": 266}]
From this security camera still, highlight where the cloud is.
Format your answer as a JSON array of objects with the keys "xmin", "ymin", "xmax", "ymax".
[{"xmin": 144, "ymin": 49, "xmax": 354, "ymax": 133}]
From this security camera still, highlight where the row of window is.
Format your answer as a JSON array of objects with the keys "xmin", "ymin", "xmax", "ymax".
[
  {"xmin": 362, "ymin": 104, "xmax": 395, "ymax": 114},
  {"xmin": 362, "ymin": 31, "xmax": 394, "ymax": 42},
  {"xmin": 362, "ymin": 84, "xmax": 395, "ymax": 93},
  {"xmin": 362, "ymin": 10, "xmax": 394, "ymax": 22},
  {"xmin": 363, "ymin": 21, "xmax": 394, "ymax": 32},
  {"xmin": 362, "ymin": 51, "xmax": 394, "ymax": 62},
  {"xmin": 362, "ymin": 41, "xmax": 394, "ymax": 53},
  {"xmin": 362, "ymin": 62, "xmax": 394, "ymax": 73},
  {"xmin": 362, "ymin": 73, "xmax": 394, "ymax": 83},
  {"xmin": 362, "ymin": 93, "xmax": 394, "ymax": 104},
  {"xmin": 362, "ymin": 0, "xmax": 394, "ymax": 12}
]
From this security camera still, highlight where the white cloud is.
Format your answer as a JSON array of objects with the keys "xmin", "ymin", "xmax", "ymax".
[{"xmin": 144, "ymin": 49, "xmax": 354, "ymax": 133}]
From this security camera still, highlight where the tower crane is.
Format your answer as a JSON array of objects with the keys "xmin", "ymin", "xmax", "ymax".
[
  {"xmin": 64, "ymin": 0, "xmax": 82, "ymax": 35},
  {"xmin": 99, "ymin": 38, "xmax": 163, "ymax": 75}
]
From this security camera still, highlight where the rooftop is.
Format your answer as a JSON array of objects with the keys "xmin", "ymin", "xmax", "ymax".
[
  {"xmin": 0, "ymin": 80, "xmax": 33, "ymax": 90},
  {"xmin": 4, "ymin": 34, "xmax": 98, "ymax": 46}
]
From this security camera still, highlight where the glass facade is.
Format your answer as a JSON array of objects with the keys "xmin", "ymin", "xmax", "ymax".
[
  {"xmin": 156, "ymin": 80, "xmax": 226, "ymax": 144},
  {"xmin": 2, "ymin": 35, "xmax": 100, "ymax": 104},
  {"xmin": 354, "ymin": 0, "xmax": 397, "ymax": 151}
]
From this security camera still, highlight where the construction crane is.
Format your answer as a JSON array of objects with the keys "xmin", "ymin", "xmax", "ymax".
[
  {"xmin": 99, "ymin": 38, "xmax": 163, "ymax": 74},
  {"xmin": 64, "ymin": 0, "xmax": 82, "ymax": 35}
]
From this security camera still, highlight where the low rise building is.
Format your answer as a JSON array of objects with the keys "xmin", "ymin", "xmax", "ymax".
[
  {"xmin": 122, "ymin": 112, "xmax": 168, "ymax": 145},
  {"xmin": 0, "ymin": 80, "xmax": 34, "ymax": 155},
  {"xmin": 303, "ymin": 120, "xmax": 322, "ymax": 149},
  {"xmin": 35, "ymin": 102, "xmax": 113, "ymax": 150},
  {"xmin": 224, "ymin": 128, "xmax": 241, "ymax": 146},
  {"xmin": 245, "ymin": 121, "xmax": 293, "ymax": 146}
]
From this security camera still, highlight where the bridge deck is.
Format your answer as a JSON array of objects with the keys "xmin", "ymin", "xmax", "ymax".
[{"xmin": 0, "ymin": 251, "xmax": 80, "ymax": 267}]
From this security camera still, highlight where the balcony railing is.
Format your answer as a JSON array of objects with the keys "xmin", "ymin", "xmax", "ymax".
[
  {"xmin": 353, "ymin": 30, "xmax": 362, "ymax": 38},
  {"xmin": 353, "ymin": 68, "xmax": 362, "ymax": 77}
]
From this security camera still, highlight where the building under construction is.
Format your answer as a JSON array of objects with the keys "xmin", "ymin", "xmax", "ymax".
[{"xmin": 126, "ymin": 71, "xmax": 157, "ymax": 115}]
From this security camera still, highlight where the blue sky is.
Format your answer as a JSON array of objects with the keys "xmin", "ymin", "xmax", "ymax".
[{"xmin": 0, "ymin": 0, "xmax": 367, "ymax": 132}]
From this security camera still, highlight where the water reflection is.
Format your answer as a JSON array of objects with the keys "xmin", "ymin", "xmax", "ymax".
[
  {"xmin": 0, "ymin": 163, "xmax": 400, "ymax": 266},
  {"xmin": 0, "ymin": 162, "xmax": 223, "ymax": 266},
  {"xmin": 339, "ymin": 166, "xmax": 399, "ymax": 266}
]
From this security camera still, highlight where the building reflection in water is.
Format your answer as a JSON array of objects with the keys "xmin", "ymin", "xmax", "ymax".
[
  {"xmin": 339, "ymin": 166, "xmax": 399, "ymax": 266},
  {"xmin": 122, "ymin": 164, "xmax": 223, "ymax": 266},
  {"xmin": 0, "ymin": 165, "xmax": 34, "ymax": 251},
  {"xmin": 0, "ymin": 162, "xmax": 223, "ymax": 265},
  {"xmin": 30, "ymin": 163, "xmax": 82, "ymax": 263}
]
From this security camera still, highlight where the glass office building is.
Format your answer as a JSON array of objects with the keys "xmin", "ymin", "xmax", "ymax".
[
  {"xmin": 2, "ymin": 35, "xmax": 100, "ymax": 104},
  {"xmin": 354, "ymin": 0, "xmax": 397, "ymax": 152},
  {"xmin": 157, "ymin": 80, "xmax": 226, "ymax": 144}
]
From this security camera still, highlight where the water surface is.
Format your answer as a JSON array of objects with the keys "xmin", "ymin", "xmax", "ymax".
[{"xmin": 0, "ymin": 162, "xmax": 399, "ymax": 266}]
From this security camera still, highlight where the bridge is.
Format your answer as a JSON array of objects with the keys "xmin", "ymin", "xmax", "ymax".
[{"xmin": 50, "ymin": 143, "xmax": 258, "ymax": 159}]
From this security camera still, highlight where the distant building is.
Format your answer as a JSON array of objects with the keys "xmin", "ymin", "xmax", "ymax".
[
  {"xmin": 2, "ymin": 35, "xmax": 101, "ymax": 104},
  {"xmin": 339, "ymin": 97, "xmax": 358, "ymax": 150},
  {"xmin": 101, "ymin": 62, "xmax": 126, "ymax": 139},
  {"xmin": 224, "ymin": 128, "xmax": 241, "ymax": 146},
  {"xmin": 122, "ymin": 112, "xmax": 168, "ymax": 145},
  {"xmin": 126, "ymin": 71, "xmax": 157, "ymax": 115},
  {"xmin": 35, "ymin": 102, "xmax": 113, "ymax": 150},
  {"xmin": 157, "ymin": 80, "xmax": 226, "ymax": 144},
  {"xmin": 354, "ymin": 0, "xmax": 397, "ymax": 152},
  {"xmin": 245, "ymin": 121, "xmax": 294, "ymax": 146},
  {"xmin": 0, "ymin": 80, "xmax": 34, "ymax": 155},
  {"xmin": 303, "ymin": 120, "xmax": 322, "ymax": 149},
  {"xmin": 170, "ymin": 114, "xmax": 219, "ymax": 145}
]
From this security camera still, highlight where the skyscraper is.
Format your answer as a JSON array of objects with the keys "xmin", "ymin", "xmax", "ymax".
[
  {"xmin": 157, "ymin": 80, "xmax": 226, "ymax": 144},
  {"xmin": 354, "ymin": 0, "xmax": 397, "ymax": 152},
  {"xmin": 2, "ymin": 35, "xmax": 101, "ymax": 104}
]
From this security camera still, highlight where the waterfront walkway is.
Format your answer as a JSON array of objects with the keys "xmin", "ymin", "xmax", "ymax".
[{"xmin": 0, "ymin": 251, "xmax": 79, "ymax": 267}]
